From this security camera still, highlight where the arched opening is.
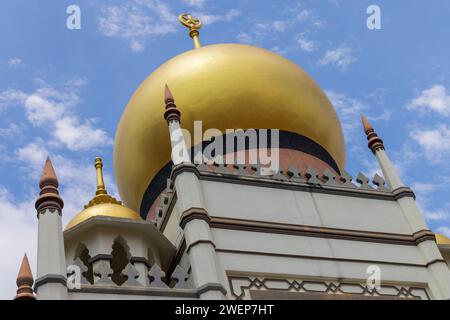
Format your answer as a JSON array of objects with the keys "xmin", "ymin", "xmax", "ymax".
[
  {"xmin": 110, "ymin": 236, "xmax": 131, "ymax": 286},
  {"xmin": 74, "ymin": 243, "xmax": 94, "ymax": 284}
]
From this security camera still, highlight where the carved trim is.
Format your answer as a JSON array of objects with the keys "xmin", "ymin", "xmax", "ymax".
[
  {"xmin": 168, "ymin": 238, "xmax": 186, "ymax": 278},
  {"xmin": 69, "ymin": 284, "xmax": 198, "ymax": 298},
  {"xmin": 34, "ymin": 274, "xmax": 67, "ymax": 290},
  {"xmin": 392, "ymin": 187, "xmax": 416, "ymax": 200},
  {"xmin": 130, "ymin": 256, "xmax": 152, "ymax": 268},
  {"xmin": 425, "ymin": 259, "xmax": 448, "ymax": 267},
  {"xmin": 196, "ymin": 282, "xmax": 227, "ymax": 296},
  {"xmin": 170, "ymin": 163, "xmax": 200, "ymax": 181},
  {"xmin": 228, "ymin": 275, "xmax": 429, "ymax": 300},
  {"xmin": 159, "ymin": 191, "xmax": 177, "ymax": 232},
  {"xmin": 89, "ymin": 254, "xmax": 113, "ymax": 264},
  {"xmin": 412, "ymin": 230, "xmax": 436, "ymax": 244},
  {"xmin": 216, "ymin": 248, "xmax": 428, "ymax": 268},
  {"xmin": 179, "ymin": 207, "xmax": 210, "ymax": 229},
  {"xmin": 35, "ymin": 194, "xmax": 64, "ymax": 213},
  {"xmin": 186, "ymin": 239, "xmax": 216, "ymax": 254},
  {"xmin": 36, "ymin": 204, "xmax": 62, "ymax": 218},
  {"xmin": 210, "ymin": 216, "xmax": 434, "ymax": 247}
]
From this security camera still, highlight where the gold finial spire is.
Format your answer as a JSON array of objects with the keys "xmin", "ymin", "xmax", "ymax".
[
  {"xmin": 178, "ymin": 13, "xmax": 202, "ymax": 49},
  {"xmin": 95, "ymin": 157, "xmax": 107, "ymax": 195},
  {"xmin": 84, "ymin": 157, "xmax": 122, "ymax": 209}
]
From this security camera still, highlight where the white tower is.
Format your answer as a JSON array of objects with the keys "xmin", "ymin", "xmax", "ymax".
[{"xmin": 34, "ymin": 157, "xmax": 68, "ymax": 299}]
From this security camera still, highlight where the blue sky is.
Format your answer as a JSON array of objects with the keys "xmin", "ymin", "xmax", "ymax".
[{"xmin": 1, "ymin": 0, "xmax": 450, "ymax": 298}]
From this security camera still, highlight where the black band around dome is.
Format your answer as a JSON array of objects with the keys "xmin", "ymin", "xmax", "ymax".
[{"xmin": 140, "ymin": 130, "xmax": 341, "ymax": 219}]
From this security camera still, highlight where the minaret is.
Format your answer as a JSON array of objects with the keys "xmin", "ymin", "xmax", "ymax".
[
  {"xmin": 14, "ymin": 254, "xmax": 36, "ymax": 300},
  {"xmin": 362, "ymin": 115, "xmax": 450, "ymax": 299},
  {"xmin": 163, "ymin": 86, "xmax": 226, "ymax": 299},
  {"xmin": 164, "ymin": 84, "xmax": 190, "ymax": 164},
  {"xmin": 34, "ymin": 157, "xmax": 68, "ymax": 299},
  {"xmin": 361, "ymin": 115, "xmax": 404, "ymax": 189}
]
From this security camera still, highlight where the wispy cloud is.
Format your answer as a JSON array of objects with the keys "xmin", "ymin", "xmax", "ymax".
[
  {"xmin": 325, "ymin": 90, "xmax": 367, "ymax": 139},
  {"xmin": 407, "ymin": 84, "xmax": 450, "ymax": 116},
  {"xmin": 411, "ymin": 124, "xmax": 450, "ymax": 161},
  {"xmin": 437, "ymin": 226, "xmax": 450, "ymax": 237},
  {"xmin": 196, "ymin": 9, "xmax": 241, "ymax": 25},
  {"xmin": 297, "ymin": 34, "xmax": 318, "ymax": 52},
  {"xmin": 318, "ymin": 46, "xmax": 357, "ymax": 71},
  {"xmin": 98, "ymin": 0, "xmax": 177, "ymax": 52},
  {"xmin": 183, "ymin": 0, "xmax": 207, "ymax": 8},
  {"xmin": 0, "ymin": 78, "xmax": 112, "ymax": 151},
  {"xmin": 7, "ymin": 57, "xmax": 23, "ymax": 67}
]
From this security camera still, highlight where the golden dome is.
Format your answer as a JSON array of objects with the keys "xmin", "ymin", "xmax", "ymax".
[
  {"xmin": 436, "ymin": 233, "xmax": 450, "ymax": 245},
  {"xmin": 65, "ymin": 203, "xmax": 141, "ymax": 230},
  {"xmin": 114, "ymin": 43, "xmax": 346, "ymax": 214},
  {"xmin": 65, "ymin": 158, "xmax": 141, "ymax": 230}
]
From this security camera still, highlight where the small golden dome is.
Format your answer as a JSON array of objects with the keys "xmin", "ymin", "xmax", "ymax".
[
  {"xmin": 65, "ymin": 203, "xmax": 141, "ymax": 230},
  {"xmin": 436, "ymin": 233, "xmax": 450, "ymax": 245},
  {"xmin": 65, "ymin": 158, "xmax": 141, "ymax": 230},
  {"xmin": 114, "ymin": 43, "xmax": 346, "ymax": 214}
]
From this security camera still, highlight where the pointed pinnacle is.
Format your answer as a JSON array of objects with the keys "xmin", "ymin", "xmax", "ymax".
[
  {"xmin": 14, "ymin": 254, "xmax": 35, "ymax": 300},
  {"xmin": 16, "ymin": 254, "xmax": 33, "ymax": 285},
  {"xmin": 361, "ymin": 114, "xmax": 373, "ymax": 134},
  {"xmin": 39, "ymin": 156, "xmax": 58, "ymax": 189},
  {"xmin": 164, "ymin": 84, "xmax": 175, "ymax": 105}
]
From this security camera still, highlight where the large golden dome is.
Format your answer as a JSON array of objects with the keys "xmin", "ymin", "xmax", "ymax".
[{"xmin": 114, "ymin": 43, "xmax": 346, "ymax": 214}]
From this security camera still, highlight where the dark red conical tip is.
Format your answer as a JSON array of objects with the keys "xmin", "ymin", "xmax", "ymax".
[
  {"xmin": 164, "ymin": 84, "xmax": 175, "ymax": 105},
  {"xmin": 35, "ymin": 156, "xmax": 64, "ymax": 212},
  {"xmin": 14, "ymin": 254, "xmax": 36, "ymax": 300},
  {"xmin": 361, "ymin": 114, "xmax": 373, "ymax": 134},
  {"xmin": 39, "ymin": 157, "xmax": 58, "ymax": 190}
]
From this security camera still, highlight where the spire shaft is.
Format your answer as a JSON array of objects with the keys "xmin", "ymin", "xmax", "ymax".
[{"xmin": 95, "ymin": 157, "xmax": 107, "ymax": 195}]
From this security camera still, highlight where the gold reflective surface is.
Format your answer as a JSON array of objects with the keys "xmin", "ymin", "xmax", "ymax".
[
  {"xmin": 114, "ymin": 44, "xmax": 346, "ymax": 212},
  {"xmin": 65, "ymin": 203, "xmax": 141, "ymax": 231},
  {"xmin": 436, "ymin": 233, "xmax": 450, "ymax": 245}
]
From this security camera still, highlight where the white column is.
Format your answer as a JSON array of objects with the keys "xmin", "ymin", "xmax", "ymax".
[{"xmin": 36, "ymin": 208, "xmax": 68, "ymax": 299}]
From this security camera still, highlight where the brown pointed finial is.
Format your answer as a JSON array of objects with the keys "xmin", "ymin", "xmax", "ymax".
[
  {"xmin": 163, "ymin": 84, "xmax": 181, "ymax": 123},
  {"xmin": 361, "ymin": 114, "xmax": 384, "ymax": 154},
  {"xmin": 164, "ymin": 84, "xmax": 175, "ymax": 105},
  {"xmin": 39, "ymin": 157, "xmax": 58, "ymax": 190},
  {"xmin": 35, "ymin": 157, "xmax": 64, "ymax": 213},
  {"xmin": 14, "ymin": 254, "xmax": 36, "ymax": 300}
]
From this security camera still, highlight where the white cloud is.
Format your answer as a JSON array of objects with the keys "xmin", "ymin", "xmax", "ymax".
[
  {"xmin": 7, "ymin": 58, "xmax": 23, "ymax": 67},
  {"xmin": 0, "ymin": 79, "xmax": 111, "ymax": 151},
  {"xmin": 17, "ymin": 140, "xmax": 49, "ymax": 168},
  {"xmin": 297, "ymin": 35, "xmax": 317, "ymax": 52},
  {"xmin": 272, "ymin": 20, "xmax": 289, "ymax": 32},
  {"xmin": 437, "ymin": 226, "xmax": 450, "ymax": 237},
  {"xmin": 0, "ymin": 89, "xmax": 27, "ymax": 111},
  {"xmin": 0, "ymin": 123, "xmax": 22, "ymax": 140},
  {"xmin": 296, "ymin": 9, "xmax": 311, "ymax": 22},
  {"xmin": 318, "ymin": 46, "xmax": 357, "ymax": 71},
  {"xmin": 411, "ymin": 125, "xmax": 450, "ymax": 160},
  {"xmin": 0, "ymin": 186, "xmax": 37, "ymax": 300},
  {"xmin": 183, "ymin": 0, "xmax": 206, "ymax": 8},
  {"xmin": 98, "ymin": 0, "xmax": 177, "ymax": 52},
  {"xmin": 407, "ymin": 85, "xmax": 450, "ymax": 116},
  {"xmin": 54, "ymin": 116, "xmax": 112, "ymax": 151},
  {"xmin": 237, "ymin": 32, "xmax": 253, "ymax": 44},
  {"xmin": 423, "ymin": 209, "xmax": 449, "ymax": 221},
  {"xmin": 198, "ymin": 9, "xmax": 241, "ymax": 25},
  {"xmin": 325, "ymin": 90, "xmax": 367, "ymax": 139},
  {"xmin": 411, "ymin": 182, "xmax": 436, "ymax": 194}
]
